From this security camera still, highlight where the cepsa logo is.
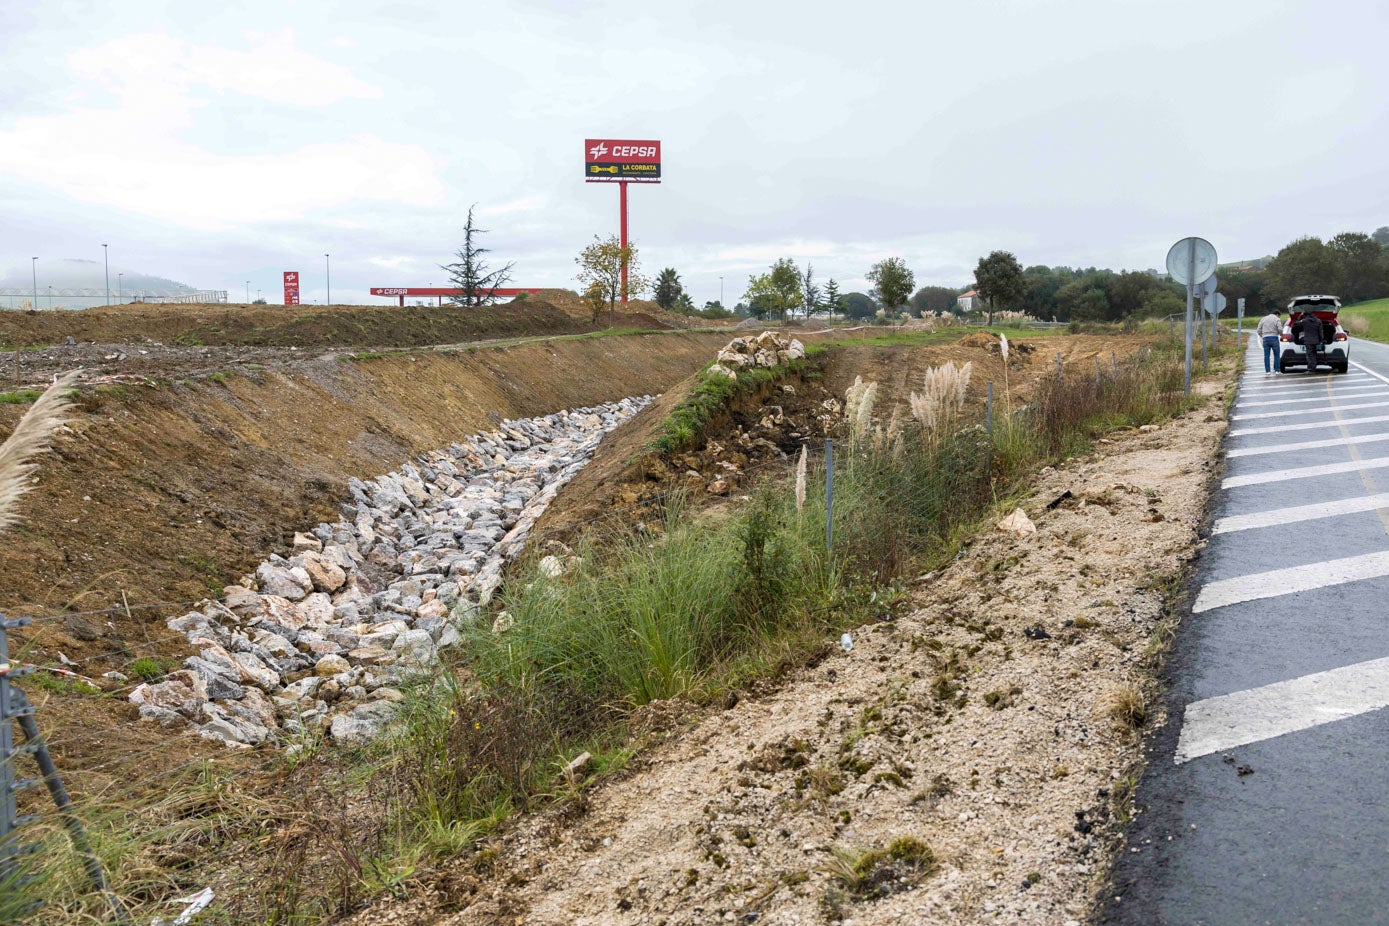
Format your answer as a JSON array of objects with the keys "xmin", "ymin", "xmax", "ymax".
[{"xmin": 584, "ymin": 139, "xmax": 661, "ymax": 164}]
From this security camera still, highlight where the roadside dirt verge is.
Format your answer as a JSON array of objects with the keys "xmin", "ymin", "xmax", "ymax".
[{"xmin": 344, "ymin": 385, "xmax": 1229, "ymax": 926}]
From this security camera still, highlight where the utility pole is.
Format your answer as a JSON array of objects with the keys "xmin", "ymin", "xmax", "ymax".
[
  {"xmin": 31, "ymin": 257, "xmax": 37, "ymax": 311},
  {"xmin": 245, "ymin": 280, "xmax": 250, "ymax": 304},
  {"xmin": 102, "ymin": 244, "xmax": 109, "ymax": 306},
  {"xmin": 719, "ymin": 276, "xmax": 724, "ymax": 307},
  {"xmin": 118, "ymin": 273, "xmax": 123, "ymax": 303},
  {"xmin": 325, "ymin": 253, "xmax": 331, "ymax": 305}
]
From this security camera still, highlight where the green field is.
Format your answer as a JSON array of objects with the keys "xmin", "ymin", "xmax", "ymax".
[{"xmin": 1338, "ymin": 298, "xmax": 1389, "ymax": 342}]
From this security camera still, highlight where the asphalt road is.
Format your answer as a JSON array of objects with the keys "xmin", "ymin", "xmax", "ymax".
[{"xmin": 1104, "ymin": 335, "xmax": 1389, "ymax": 926}]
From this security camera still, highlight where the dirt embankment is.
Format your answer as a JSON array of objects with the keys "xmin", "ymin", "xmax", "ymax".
[
  {"xmin": 533, "ymin": 332, "xmax": 1148, "ymax": 542},
  {"xmin": 346, "ymin": 386, "xmax": 1230, "ymax": 926},
  {"xmin": 2, "ymin": 331, "xmax": 730, "ymax": 668},
  {"xmin": 0, "ymin": 300, "xmax": 616, "ymax": 351}
]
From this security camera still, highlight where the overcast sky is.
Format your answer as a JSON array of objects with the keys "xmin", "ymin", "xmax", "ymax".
[{"xmin": 2, "ymin": 0, "xmax": 1386, "ymax": 306}]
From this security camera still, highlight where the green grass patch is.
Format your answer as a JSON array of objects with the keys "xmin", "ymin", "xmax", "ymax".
[
  {"xmin": 0, "ymin": 388, "xmax": 44, "ymax": 404},
  {"xmin": 651, "ymin": 359, "xmax": 808, "ymax": 453},
  {"xmin": 1338, "ymin": 297, "xmax": 1389, "ymax": 343}
]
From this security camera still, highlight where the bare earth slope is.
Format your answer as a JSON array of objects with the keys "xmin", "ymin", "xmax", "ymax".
[{"xmin": 349, "ymin": 394, "xmax": 1226, "ymax": 926}]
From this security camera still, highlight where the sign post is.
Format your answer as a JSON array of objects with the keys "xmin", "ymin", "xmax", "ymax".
[
  {"xmin": 282, "ymin": 271, "xmax": 300, "ymax": 306},
  {"xmin": 1237, "ymin": 297, "xmax": 1246, "ymax": 342},
  {"xmin": 585, "ymin": 139, "xmax": 661, "ymax": 303},
  {"xmin": 1166, "ymin": 238, "xmax": 1218, "ymax": 394}
]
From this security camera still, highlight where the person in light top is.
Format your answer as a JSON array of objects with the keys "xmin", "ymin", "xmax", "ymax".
[{"xmin": 1256, "ymin": 309, "xmax": 1283, "ymax": 374}]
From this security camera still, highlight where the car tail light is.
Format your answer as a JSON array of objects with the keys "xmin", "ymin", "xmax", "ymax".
[
  {"xmin": 1334, "ymin": 332, "xmax": 1347, "ymax": 341},
  {"xmin": 1280, "ymin": 334, "xmax": 1292, "ymax": 341}
]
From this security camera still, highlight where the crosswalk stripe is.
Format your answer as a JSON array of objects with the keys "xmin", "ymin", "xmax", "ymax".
[
  {"xmin": 1232, "ymin": 399, "xmax": 1389, "ymax": 421},
  {"xmin": 1238, "ymin": 388, "xmax": 1389, "ymax": 409},
  {"xmin": 1240, "ymin": 372, "xmax": 1368, "ymax": 388},
  {"xmin": 1174, "ymin": 656, "xmax": 1389, "ymax": 763},
  {"xmin": 1239, "ymin": 379, "xmax": 1369, "ymax": 397},
  {"xmin": 1227, "ymin": 431, "xmax": 1389, "ymax": 458},
  {"xmin": 1212, "ymin": 492, "xmax": 1389, "ymax": 534},
  {"xmin": 1223, "ymin": 455, "xmax": 1389, "ymax": 488},
  {"xmin": 1230, "ymin": 412, "xmax": 1389, "ymax": 437},
  {"xmin": 1192, "ymin": 549, "xmax": 1389, "ymax": 613}
]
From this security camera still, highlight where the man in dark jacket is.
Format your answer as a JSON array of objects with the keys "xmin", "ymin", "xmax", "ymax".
[{"xmin": 1300, "ymin": 313, "xmax": 1324, "ymax": 373}]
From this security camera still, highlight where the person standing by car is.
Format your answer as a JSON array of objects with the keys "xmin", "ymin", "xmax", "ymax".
[
  {"xmin": 1258, "ymin": 310, "xmax": 1283, "ymax": 374},
  {"xmin": 1300, "ymin": 312, "xmax": 1325, "ymax": 373}
]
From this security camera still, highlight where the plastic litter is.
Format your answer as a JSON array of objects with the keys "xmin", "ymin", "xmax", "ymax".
[{"xmin": 840, "ymin": 633, "xmax": 853, "ymax": 653}]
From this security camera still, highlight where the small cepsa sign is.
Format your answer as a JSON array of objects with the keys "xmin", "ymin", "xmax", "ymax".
[{"xmin": 585, "ymin": 138, "xmax": 661, "ymax": 183}]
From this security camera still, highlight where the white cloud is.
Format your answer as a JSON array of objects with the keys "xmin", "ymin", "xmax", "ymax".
[
  {"xmin": 69, "ymin": 31, "xmax": 381, "ymax": 107},
  {"xmin": 0, "ymin": 31, "xmax": 439, "ymax": 228}
]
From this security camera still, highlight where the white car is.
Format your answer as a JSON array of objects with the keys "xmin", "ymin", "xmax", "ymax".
[{"xmin": 1280, "ymin": 295, "xmax": 1349, "ymax": 374}]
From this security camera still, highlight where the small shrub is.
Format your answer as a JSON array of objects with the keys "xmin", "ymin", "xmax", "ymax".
[{"xmin": 127, "ymin": 658, "xmax": 166, "ymax": 682}]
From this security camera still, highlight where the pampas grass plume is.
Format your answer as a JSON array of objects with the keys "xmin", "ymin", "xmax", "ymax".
[{"xmin": 0, "ymin": 371, "xmax": 79, "ymax": 535}]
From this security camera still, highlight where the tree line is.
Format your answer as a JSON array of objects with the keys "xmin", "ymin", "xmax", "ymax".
[{"xmin": 441, "ymin": 207, "xmax": 1389, "ymax": 323}]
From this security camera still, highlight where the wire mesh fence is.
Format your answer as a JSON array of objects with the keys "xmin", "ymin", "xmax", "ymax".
[{"xmin": 0, "ymin": 337, "xmax": 1225, "ymax": 922}]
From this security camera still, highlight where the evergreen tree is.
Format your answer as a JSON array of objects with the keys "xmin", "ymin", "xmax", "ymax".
[{"xmin": 441, "ymin": 205, "xmax": 514, "ymax": 306}]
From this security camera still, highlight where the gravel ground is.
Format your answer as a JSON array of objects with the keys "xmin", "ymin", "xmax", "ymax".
[{"xmin": 343, "ymin": 386, "xmax": 1229, "ymax": 926}]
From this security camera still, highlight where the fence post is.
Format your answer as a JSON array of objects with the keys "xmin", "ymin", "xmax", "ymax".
[
  {"xmin": 0, "ymin": 614, "xmax": 127, "ymax": 923},
  {"xmin": 1, "ymin": 613, "xmax": 34, "ymax": 897},
  {"xmin": 1112, "ymin": 351, "xmax": 1118, "ymax": 375},
  {"xmin": 985, "ymin": 382, "xmax": 993, "ymax": 479},
  {"xmin": 1095, "ymin": 354, "xmax": 1101, "ymax": 386},
  {"xmin": 1056, "ymin": 352, "xmax": 1063, "ymax": 380},
  {"xmin": 824, "ymin": 439, "xmax": 834, "ymax": 560}
]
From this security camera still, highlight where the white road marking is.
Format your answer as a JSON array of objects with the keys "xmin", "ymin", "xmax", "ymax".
[
  {"xmin": 1192, "ymin": 549, "xmax": 1389, "ymax": 613},
  {"xmin": 1351, "ymin": 360, "xmax": 1389, "ymax": 386},
  {"xmin": 1223, "ymin": 455, "xmax": 1389, "ymax": 488},
  {"xmin": 1232, "ymin": 399, "xmax": 1389, "ymax": 421},
  {"xmin": 1239, "ymin": 377, "xmax": 1370, "ymax": 396},
  {"xmin": 1212, "ymin": 492, "xmax": 1389, "ymax": 534},
  {"xmin": 1229, "ymin": 412, "xmax": 1389, "ymax": 437},
  {"xmin": 1175, "ymin": 656, "xmax": 1389, "ymax": 763},
  {"xmin": 1227, "ymin": 431, "xmax": 1389, "ymax": 458},
  {"xmin": 1238, "ymin": 388, "xmax": 1389, "ymax": 409}
]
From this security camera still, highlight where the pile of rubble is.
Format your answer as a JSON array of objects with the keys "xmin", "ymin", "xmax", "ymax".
[
  {"xmin": 129, "ymin": 398, "xmax": 651, "ymax": 747},
  {"xmin": 707, "ymin": 331, "xmax": 806, "ymax": 380}
]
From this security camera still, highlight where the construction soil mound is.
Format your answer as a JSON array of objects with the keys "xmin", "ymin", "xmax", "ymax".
[{"xmin": 0, "ymin": 300, "xmax": 675, "ymax": 351}]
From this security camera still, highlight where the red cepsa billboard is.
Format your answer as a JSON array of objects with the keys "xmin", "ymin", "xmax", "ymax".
[
  {"xmin": 282, "ymin": 271, "xmax": 300, "ymax": 306},
  {"xmin": 584, "ymin": 139, "xmax": 661, "ymax": 183}
]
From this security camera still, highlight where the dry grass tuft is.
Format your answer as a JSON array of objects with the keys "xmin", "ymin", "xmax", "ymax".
[{"xmin": 1105, "ymin": 683, "xmax": 1148, "ymax": 730}]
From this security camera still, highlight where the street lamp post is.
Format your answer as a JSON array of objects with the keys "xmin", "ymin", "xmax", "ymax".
[
  {"xmin": 246, "ymin": 280, "xmax": 250, "ymax": 304},
  {"xmin": 325, "ymin": 253, "xmax": 331, "ymax": 306},
  {"xmin": 118, "ymin": 273, "xmax": 124, "ymax": 303},
  {"xmin": 719, "ymin": 276, "xmax": 724, "ymax": 307},
  {"xmin": 31, "ymin": 257, "xmax": 37, "ymax": 311},
  {"xmin": 102, "ymin": 244, "xmax": 110, "ymax": 306}
]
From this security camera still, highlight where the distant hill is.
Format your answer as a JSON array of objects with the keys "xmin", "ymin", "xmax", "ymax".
[{"xmin": 0, "ymin": 259, "xmax": 195, "ymax": 293}]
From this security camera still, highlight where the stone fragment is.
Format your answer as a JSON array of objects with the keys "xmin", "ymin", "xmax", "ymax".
[{"xmin": 314, "ymin": 654, "xmax": 352, "ymax": 677}]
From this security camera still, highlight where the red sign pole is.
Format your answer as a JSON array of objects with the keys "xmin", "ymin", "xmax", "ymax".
[{"xmin": 619, "ymin": 180, "xmax": 629, "ymax": 304}]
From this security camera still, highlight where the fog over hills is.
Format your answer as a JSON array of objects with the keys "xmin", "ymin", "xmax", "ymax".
[{"xmin": 0, "ymin": 258, "xmax": 195, "ymax": 293}]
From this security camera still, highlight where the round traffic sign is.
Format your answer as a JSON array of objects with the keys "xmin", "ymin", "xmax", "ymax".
[
  {"xmin": 1204, "ymin": 292, "xmax": 1227, "ymax": 316},
  {"xmin": 1166, "ymin": 237, "xmax": 1218, "ymax": 286},
  {"xmin": 1194, "ymin": 273, "xmax": 1219, "ymax": 297}
]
